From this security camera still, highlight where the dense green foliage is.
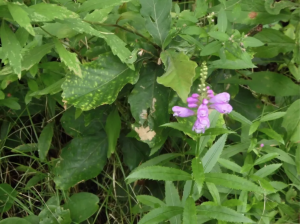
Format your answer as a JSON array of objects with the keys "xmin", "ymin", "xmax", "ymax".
[{"xmin": 0, "ymin": 0, "xmax": 299, "ymax": 223}]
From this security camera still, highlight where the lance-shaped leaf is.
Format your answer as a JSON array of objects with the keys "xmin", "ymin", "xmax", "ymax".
[
  {"xmin": 105, "ymin": 108, "xmax": 121, "ymax": 158},
  {"xmin": 54, "ymin": 39, "xmax": 82, "ymax": 77},
  {"xmin": 140, "ymin": 0, "xmax": 172, "ymax": 47},
  {"xmin": 78, "ymin": 0, "xmax": 132, "ymax": 13},
  {"xmin": 8, "ymin": 2, "xmax": 35, "ymax": 36},
  {"xmin": 192, "ymin": 157, "xmax": 205, "ymax": 193},
  {"xmin": 38, "ymin": 123, "xmax": 54, "ymax": 162},
  {"xmin": 158, "ymin": 49, "xmax": 197, "ymax": 102},
  {"xmin": 165, "ymin": 181, "xmax": 181, "ymax": 224},
  {"xmin": 183, "ymin": 197, "xmax": 197, "ymax": 224},
  {"xmin": 128, "ymin": 63, "xmax": 170, "ymax": 148},
  {"xmin": 62, "ymin": 52, "xmax": 139, "ymax": 111},
  {"xmin": 53, "ymin": 134, "xmax": 107, "ymax": 190},
  {"xmin": 1, "ymin": 21, "xmax": 22, "ymax": 78},
  {"xmin": 138, "ymin": 206, "xmax": 183, "ymax": 224}
]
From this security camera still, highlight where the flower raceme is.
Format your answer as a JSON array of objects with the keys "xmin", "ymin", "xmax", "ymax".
[{"xmin": 172, "ymin": 90, "xmax": 233, "ymax": 134}]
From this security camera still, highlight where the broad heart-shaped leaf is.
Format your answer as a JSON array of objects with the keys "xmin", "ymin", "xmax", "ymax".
[
  {"xmin": 183, "ymin": 197, "xmax": 197, "ymax": 224},
  {"xmin": 78, "ymin": 0, "xmax": 132, "ymax": 13},
  {"xmin": 165, "ymin": 181, "xmax": 181, "ymax": 224},
  {"xmin": 197, "ymin": 205, "xmax": 255, "ymax": 223},
  {"xmin": 204, "ymin": 173, "xmax": 264, "ymax": 193},
  {"xmin": 38, "ymin": 122, "xmax": 54, "ymax": 162},
  {"xmin": 29, "ymin": 3, "xmax": 79, "ymax": 22},
  {"xmin": 39, "ymin": 205, "xmax": 71, "ymax": 224},
  {"xmin": 61, "ymin": 52, "xmax": 139, "ymax": 111},
  {"xmin": 8, "ymin": 2, "xmax": 35, "ymax": 36},
  {"xmin": 63, "ymin": 192, "xmax": 99, "ymax": 223},
  {"xmin": 0, "ymin": 183, "xmax": 18, "ymax": 213},
  {"xmin": 138, "ymin": 206, "xmax": 183, "ymax": 224},
  {"xmin": 126, "ymin": 166, "xmax": 192, "ymax": 182},
  {"xmin": 1, "ymin": 21, "xmax": 22, "ymax": 78},
  {"xmin": 282, "ymin": 99, "xmax": 300, "ymax": 143},
  {"xmin": 140, "ymin": 0, "xmax": 172, "ymax": 47},
  {"xmin": 158, "ymin": 49, "xmax": 197, "ymax": 102},
  {"xmin": 222, "ymin": 72, "xmax": 300, "ymax": 96},
  {"xmin": 128, "ymin": 63, "xmax": 170, "ymax": 148},
  {"xmin": 53, "ymin": 134, "xmax": 107, "ymax": 190},
  {"xmin": 105, "ymin": 108, "xmax": 121, "ymax": 158},
  {"xmin": 0, "ymin": 218, "xmax": 31, "ymax": 224},
  {"xmin": 54, "ymin": 39, "xmax": 82, "ymax": 77}
]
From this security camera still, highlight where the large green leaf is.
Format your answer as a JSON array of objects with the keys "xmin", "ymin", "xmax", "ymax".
[
  {"xmin": 158, "ymin": 49, "xmax": 197, "ymax": 102},
  {"xmin": 105, "ymin": 108, "xmax": 121, "ymax": 158},
  {"xmin": 282, "ymin": 99, "xmax": 300, "ymax": 143},
  {"xmin": 138, "ymin": 206, "xmax": 183, "ymax": 224},
  {"xmin": 38, "ymin": 122, "xmax": 54, "ymax": 162},
  {"xmin": 61, "ymin": 52, "xmax": 139, "ymax": 111},
  {"xmin": 54, "ymin": 39, "xmax": 82, "ymax": 77},
  {"xmin": 204, "ymin": 173, "xmax": 263, "ymax": 193},
  {"xmin": 8, "ymin": 2, "xmax": 35, "ymax": 36},
  {"xmin": 0, "ymin": 218, "xmax": 30, "ymax": 224},
  {"xmin": 265, "ymin": 0, "xmax": 296, "ymax": 15},
  {"xmin": 78, "ymin": 0, "xmax": 132, "ymax": 13},
  {"xmin": 38, "ymin": 205, "xmax": 71, "ymax": 224},
  {"xmin": 36, "ymin": 23, "xmax": 78, "ymax": 39},
  {"xmin": 165, "ymin": 181, "xmax": 181, "ymax": 224},
  {"xmin": 197, "ymin": 205, "xmax": 254, "ymax": 223},
  {"xmin": 1, "ymin": 21, "xmax": 22, "ymax": 78},
  {"xmin": 0, "ymin": 184, "xmax": 17, "ymax": 213},
  {"xmin": 126, "ymin": 166, "xmax": 192, "ymax": 182},
  {"xmin": 183, "ymin": 197, "xmax": 197, "ymax": 224},
  {"xmin": 63, "ymin": 192, "xmax": 99, "ymax": 223},
  {"xmin": 140, "ymin": 0, "xmax": 172, "ymax": 47},
  {"xmin": 128, "ymin": 63, "xmax": 170, "ymax": 148},
  {"xmin": 53, "ymin": 134, "xmax": 107, "ymax": 190}
]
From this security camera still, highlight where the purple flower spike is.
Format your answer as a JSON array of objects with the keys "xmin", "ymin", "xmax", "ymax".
[
  {"xmin": 187, "ymin": 97, "xmax": 198, "ymax": 104},
  {"xmin": 202, "ymin": 99, "xmax": 208, "ymax": 105},
  {"xmin": 172, "ymin": 106, "xmax": 195, "ymax": 117},
  {"xmin": 192, "ymin": 93, "xmax": 200, "ymax": 98},
  {"xmin": 188, "ymin": 103, "xmax": 198, "ymax": 108},
  {"xmin": 193, "ymin": 117, "xmax": 210, "ymax": 133},
  {"xmin": 208, "ymin": 94, "xmax": 214, "ymax": 98},
  {"xmin": 207, "ymin": 90, "xmax": 214, "ymax": 94},
  {"xmin": 209, "ymin": 92, "xmax": 230, "ymax": 104},
  {"xmin": 197, "ymin": 104, "xmax": 209, "ymax": 117},
  {"xmin": 210, "ymin": 103, "xmax": 232, "ymax": 114}
]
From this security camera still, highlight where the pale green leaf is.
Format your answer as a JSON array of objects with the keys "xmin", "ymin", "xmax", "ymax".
[
  {"xmin": 254, "ymin": 153, "xmax": 279, "ymax": 165},
  {"xmin": 222, "ymin": 199, "xmax": 243, "ymax": 207},
  {"xmin": 138, "ymin": 206, "xmax": 183, "ymax": 224},
  {"xmin": 249, "ymin": 121, "xmax": 260, "ymax": 135},
  {"xmin": 8, "ymin": 3, "xmax": 35, "ymax": 36},
  {"xmin": 269, "ymin": 181, "xmax": 288, "ymax": 191},
  {"xmin": 218, "ymin": 158, "xmax": 241, "ymax": 173},
  {"xmin": 296, "ymin": 144, "xmax": 300, "ymax": 175},
  {"xmin": 265, "ymin": 0, "xmax": 296, "ymax": 15},
  {"xmin": 217, "ymin": 9, "xmax": 227, "ymax": 32},
  {"xmin": 210, "ymin": 58, "xmax": 256, "ymax": 69},
  {"xmin": 250, "ymin": 175, "xmax": 275, "ymax": 193},
  {"xmin": 229, "ymin": 111, "xmax": 252, "ymax": 125},
  {"xmin": 243, "ymin": 37, "xmax": 264, "ymax": 48},
  {"xmin": 105, "ymin": 108, "xmax": 121, "ymax": 158},
  {"xmin": 282, "ymin": 99, "xmax": 300, "ymax": 143},
  {"xmin": 158, "ymin": 49, "xmax": 197, "ymax": 102},
  {"xmin": 53, "ymin": 134, "xmax": 107, "ymax": 190},
  {"xmin": 126, "ymin": 166, "xmax": 192, "ymax": 182},
  {"xmin": 140, "ymin": 0, "xmax": 172, "ymax": 47},
  {"xmin": 254, "ymin": 164, "xmax": 282, "ymax": 178},
  {"xmin": 208, "ymin": 31, "xmax": 229, "ymax": 41},
  {"xmin": 259, "ymin": 128, "xmax": 285, "ymax": 145},
  {"xmin": 39, "ymin": 205, "xmax": 71, "ymax": 224},
  {"xmin": 38, "ymin": 123, "xmax": 54, "ymax": 162},
  {"xmin": 35, "ymin": 23, "xmax": 78, "ymax": 39},
  {"xmin": 197, "ymin": 205, "xmax": 255, "ymax": 223},
  {"xmin": 1, "ymin": 21, "xmax": 22, "ymax": 78},
  {"xmin": 136, "ymin": 195, "xmax": 165, "ymax": 208},
  {"xmin": 62, "ymin": 52, "xmax": 139, "ymax": 111},
  {"xmin": 165, "ymin": 181, "xmax": 181, "ymax": 224},
  {"xmin": 0, "ymin": 218, "xmax": 30, "ymax": 224},
  {"xmin": 54, "ymin": 39, "xmax": 82, "ymax": 77},
  {"xmin": 205, "ymin": 173, "xmax": 263, "ymax": 193},
  {"xmin": 192, "ymin": 158, "xmax": 205, "ymax": 193},
  {"xmin": 200, "ymin": 41, "xmax": 222, "ymax": 56},
  {"xmin": 30, "ymin": 78, "xmax": 65, "ymax": 97},
  {"xmin": 183, "ymin": 197, "xmax": 197, "ymax": 224},
  {"xmin": 78, "ymin": 0, "xmax": 132, "ymax": 13},
  {"xmin": 84, "ymin": 7, "xmax": 113, "ymax": 23},
  {"xmin": 206, "ymin": 182, "xmax": 221, "ymax": 205}
]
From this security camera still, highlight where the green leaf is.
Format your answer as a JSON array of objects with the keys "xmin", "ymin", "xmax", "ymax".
[
  {"xmin": 296, "ymin": 144, "xmax": 300, "ymax": 175},
  {"xmin": 53, "ymin": 134, "xmax": 107, "ymax": 190},
  {"xmin": 250, "ymin": 175, "xmax": 275, "ymax": 193},
  {"xmin": 1, "ymin": 21, "xmax": 22, "ymax": 78},
  {"xmin": 0, "ymin": 98, "xmax": 21, "ymax": 110},
  {"xmin": 200, "ymin": 41, "xmax": 222, "ymax": 56},
  {"xmin": 8, "ymin": 3, "xmax": 34, "ymax": 36},
  {"xmin": 259, "ymin": 128, "xmax": 285, "ymax": 145},
  {"xmin": 0, "ymin": 184, "xmax": 17, "ymax": 213},
  {"xmin": 264, "ymin": 0, "xmax": 296, "ymax": 15},
  {"xmin": 223, "ymin": 72, "xmax": 300, "ymax": 96},
  {"xmin": 222, "ymin": 199, "xmax": 243, "ymax": 207},
  {"xmin": 183, "ymin": 197, "xmax": 197, "ymax": 224},
  {"xmin": 194, "ymin": 0, "xmax": 208, "ymax": 17},
  {"xmin": 217, "ymin": 9, "xmax": 227, "ymax": 32},
  {"xmin": 192, "ymin": 158, "xmax": 205, "ymax": 193},
  {"xmin": 0, "ymin": 218, "xmax": 30, "ymax": 224},
  {"xmin": 105, "ymin": 109, "xmax": 121, "ymax": 158},
  {"xmin": 218, "ymin": 158, "xmax": 241, "ymax": 173},
  {"xmin": 254, "ymin": 153, "xmax": 279, "ymax": 165},
  {"xmin": 29, "ymin": 3, "xmax": 79, "ymax": 22},
  {"xmin": 136, "ymin": 195, "xmax": 165, "ymax": 208},
  {"xmin": 38, "ymin": 123, "xmax": 54, "ymax": 162},
  {"xmin": 62, "ymin": 52, "xmax": 139, "ymax": 111},
  {"xmin": 140, "ymin": 0, "xmax": 172, "ymax": 47},
  {"xmin": 204, "ymin": 173, "xmax": 263, "ymax": 193},
  {"xmin": 197, "ymin": 205, "xmax": 254, "ymax": 223},
  {"xmin": 84, "ymin": 7, "xmax": 113, "ymax": 23},
  {"xmin": 25, "ymin": 173, "xmax": 47, "ymax": 189},
  {"xmin": 126, "ymin": 166, "xmax": 192, "ymax": 182},
  {"xmin": 30, "ymin": 78, "xmax": 65, "ymax": 97},
  {"xmin": 261, "ymin": 112, "xmax": 286, "ymax": 122},
  {"xmin": 249, "ymin": 121, "xmax": 260, "ymax": 135},
  {"xmin": 138, "ymin": 206, "xmax": 183, "ymax": 224},
  {"xmin": 208, "ymin": 31, "xmax": 229, "ymax": 41},
  {"xmin": 243, "ymin": 37, "xmax": 264, "ymax": 48},
  {"xmin": 254, "ymin": 164, "xmax": 282, "ymax": 178},
  {"xmin": 39, "ymin": 205, "xmax": 71, "ymax": 224},
  {"xmin": 158, "ymin": 49, "xmax": 197, "ymax": 102},
  {"xmin": 78, "ymin": 0, "xmax": 132, "ymax": 13},
  {"xmin": 63, "ymin": 192, "xmax": 99, "ymax": 223},
  {"xmin": 206, "ymin": 182, "xmax": 221, "ymax": 205},
  {"xmin": 282, "ymin": 99, "xmax": 300, "ymax": 143},
  {"xmin": 262, "ymin": 146, "xmax": 295, "ymax": 165},
  {"xmin": 23, "ymin": 215, "xmax": 39, "ymax": 224},
  {"xmin": 202, "ymin": 134, "xmax": 227, "ymax": 173},
  {"xmin": 0, "ymin": 90, "xmax": 4, "ymax": 100},
  {"xmin": 269, "ymin": 181, "xmax": 288, "ymax": 191},
  {"xmin": 54, "ymin": 39, "xmax": 82, "ymax": 77},
  {"xmin": 12, "ymin": 143, "xmax": 38, "ymax": 153},
  {"xmin": 165, "ymin": 181, "xmax": 181, "ymax": 224}
]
